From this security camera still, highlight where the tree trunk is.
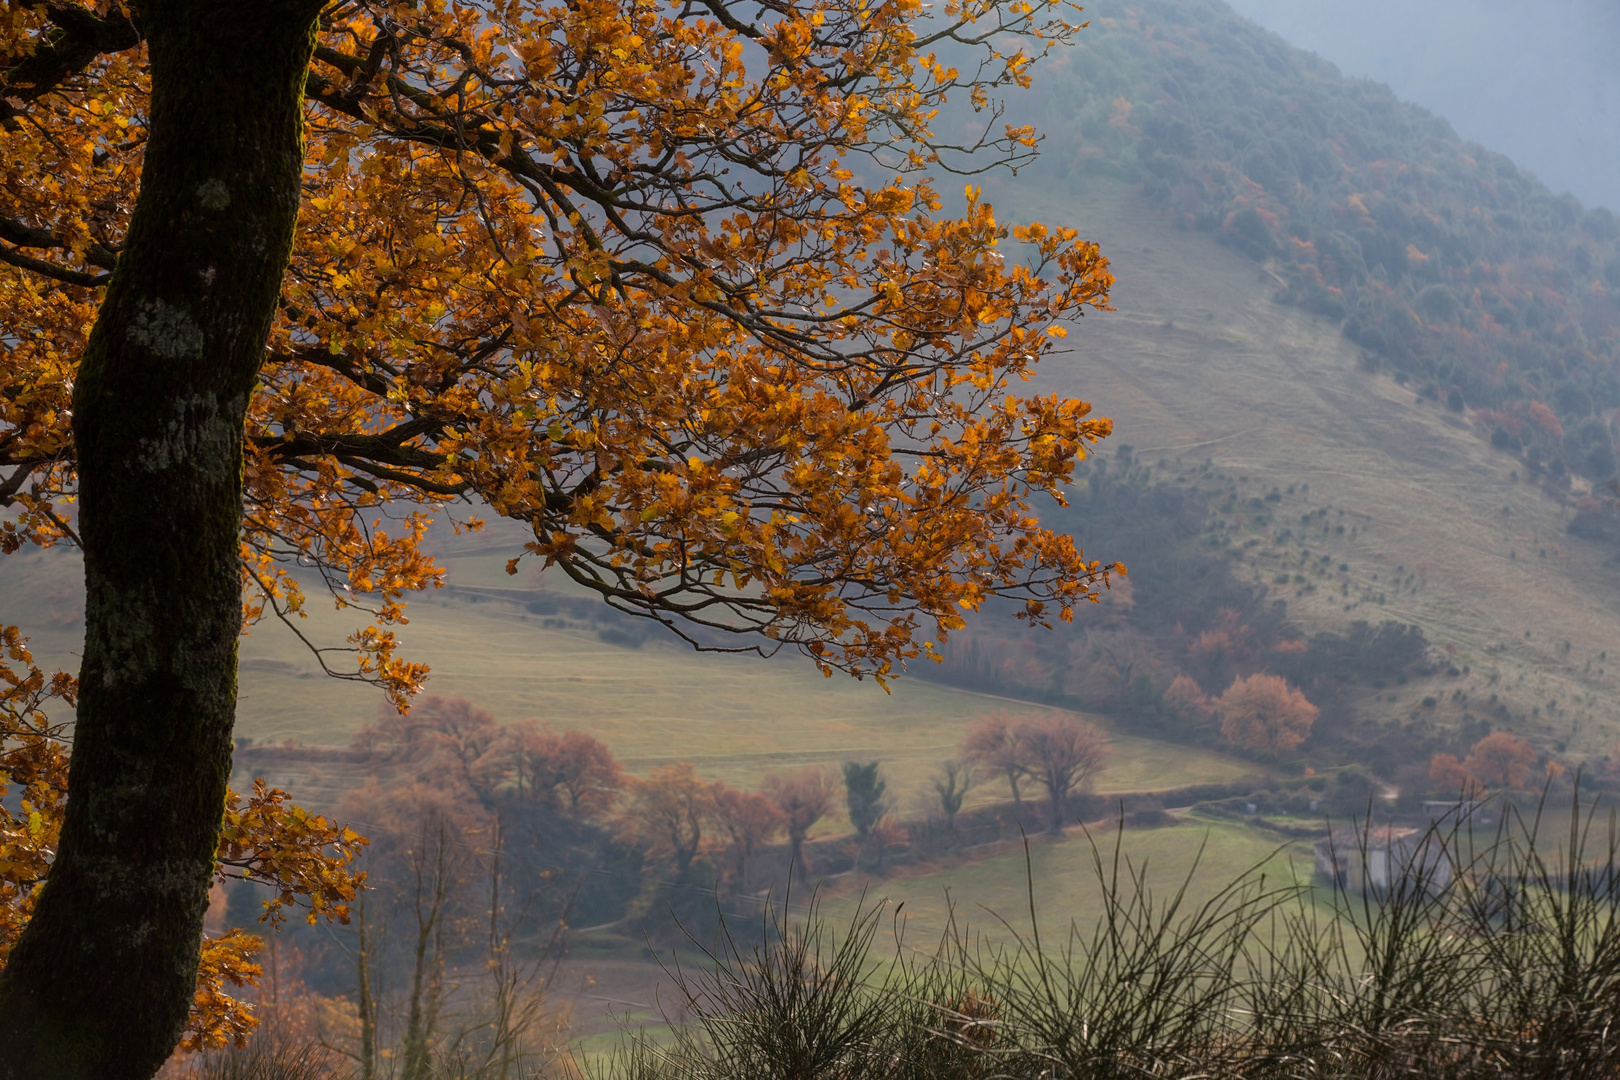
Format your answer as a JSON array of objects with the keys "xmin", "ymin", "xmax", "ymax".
[
  {"xmin": 789, "ymin": 829, "xmax": 808, "ymax": 881},
  {"xmin": 357, "ymin": 892, "xmax": 378, "ymax": 1080},
  {"xmin": 0, "ymin": 4, "xmax": 319, "ymax": 1076}
]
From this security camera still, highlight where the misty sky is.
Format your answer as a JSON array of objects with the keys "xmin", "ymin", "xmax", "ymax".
[{"xmin": 1222, "ymin": 0, "xmax": 1620, "ymax": 213}]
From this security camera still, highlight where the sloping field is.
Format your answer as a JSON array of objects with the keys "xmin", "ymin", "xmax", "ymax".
[
  {"xmin": 11, "ymin": 175, "xmax": 1620, "ymax": 813},
  {"xmin": 990, "ymin": 174, "xmax": 1620, "ymax": 757},
  {"xmin": 2, "ymin": 527, "xmax": 1253, "ymax": 825}
]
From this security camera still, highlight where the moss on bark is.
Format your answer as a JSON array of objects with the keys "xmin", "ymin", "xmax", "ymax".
[{"xmin": 0, "ymin": 4, "xmax": 322, "ymax": 1076}]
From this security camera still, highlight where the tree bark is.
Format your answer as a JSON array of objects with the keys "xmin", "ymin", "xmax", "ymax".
[
  {"xmin": 0, "ymin": 3, "xmax": 319, "ymax": 1075},
  {"xmin": 357, "ymin": 891, "xmax": 379, "ymax": 1080}
]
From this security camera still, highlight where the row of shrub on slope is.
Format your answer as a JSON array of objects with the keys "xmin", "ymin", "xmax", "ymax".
[
  {"xmin": 1018, "ymin": 0, "xmax": 1620, "ymax": 485},
  {"xmin": 924, "ymin": 451, "xmax": 1444, "ymax": 775}
]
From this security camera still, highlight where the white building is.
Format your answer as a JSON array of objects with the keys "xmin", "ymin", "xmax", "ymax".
[{"xmin": 1314, "ymin": 825, "xmax": 1453, "ymax": 893}]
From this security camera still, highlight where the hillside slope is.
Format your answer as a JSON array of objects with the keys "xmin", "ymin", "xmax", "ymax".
[
  {"xmin": 1224, "ymin": 0, "xmax": 1620, "ymax": 213},
  {"xmin": 1005, "ymin": 0, "xmax": 1620, "ymax": 492},
  {"xmin": 1, "ymin": 529, "xmax": 1252, "ymax": 817},
  {"xmin": 976, "ymin": 171, "xmax": 1620, "ymax": 761},
  {"xmin": 874, "ymin": 0, "xmax": 1620, "ymax": 771}
]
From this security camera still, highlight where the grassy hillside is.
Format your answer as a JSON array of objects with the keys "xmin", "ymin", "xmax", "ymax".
[
  {"xmin": 971, "ymin": 171, "xmax": 1620, "ymax": 765},
  {"xmin": 815, "ymin": 815, "xmax": 1314, "ymax": 947},
  {"xmin": 1, "ymin": 527, "xmax": 1253, "ymax": 827}
]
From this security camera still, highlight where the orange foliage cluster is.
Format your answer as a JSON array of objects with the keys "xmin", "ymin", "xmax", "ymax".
[
  {"xmin": 0, "ymin": 627, "xmax": 72, "ymax": 970},
  {"xmin": 1214, "ymin": 673, "xmax": 1317, "ymax": 756},
  {"xmin": 1183, "ymin": 609, "xmax": 1263, "ymax": 675},
  {"xmin": 352, "ymin": 695, "xmax": 624, "ymax": 814},
  {"xmin": 710, "ymin": 785, "xmax": 787, "ymax": 888},
  {"xmin": 1162, "ymin": 674, "xmax": 1212, "ymax": 722},
  {"xmin": 1476, "ymin": 410, "xmax": 1525, "ymax": 438},
  {"xmin": 618, "ymin": 761, "xmax": 835, "ymax": 886},
  {"xmin": 352, "ymin": 695, "xmax": 822, "ymax": 888},
  {"xmin": 1526, "ymin": 401, "xmax": 1564, "ymax": 439},
  {"xmin": 1429, "ymin": 732, "xmax": 1539, "ymax": 795},
  {"xmin": 617, "ymin": 763, "xmax": 714, "ymax": 878},
  {"xmin": 488, "ymin": 722, "xmax": 624, "ymax": 817},
  {"xmin": 1, "ymin": 0, "xmax": 1119, "ymax": 704},
  {"xmin": 0, "ymin": 628, "xmax": 366, "ymax": 1051}
]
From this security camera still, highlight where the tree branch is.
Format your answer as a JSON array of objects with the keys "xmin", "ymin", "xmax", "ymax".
[
  {"xmin": 0, "ymin": 242, "xmax": 109, "ymax": 287},
  {"xmin": 255, "ymin": 418, "xmax": 447, "ymax": 470},
  {"xmin": 0, "ymin": 4, "xmax": 142, "ymax": 117},
  {"xmin": 0, "ymin": 213, "xmax": 120, "ymax": 269}
]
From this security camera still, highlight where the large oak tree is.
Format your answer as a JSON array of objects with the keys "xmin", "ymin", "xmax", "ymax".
[{"xmin": 0, "ymin": 0, "xmax": 1116, "ymax": 1072}]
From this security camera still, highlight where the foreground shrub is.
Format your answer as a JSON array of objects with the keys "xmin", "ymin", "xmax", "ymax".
[
  {"xmin": 609, "ymin": 789, "xmax": 1620, "ymax": 1080},
  {"xmin": 198, "ymin": 789, "xmax": 1620, "ymax": 1079}
]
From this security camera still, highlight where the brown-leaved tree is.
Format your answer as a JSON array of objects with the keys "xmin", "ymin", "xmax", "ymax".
[
  {"xmin": 1014, "ymin": 713, "xmax": 1110, "ymax": 833},
  {"xmin": 617, "ymin": 763, "xmax": 713, "ymax": 880},
  {"xmin": 763, "ymin": 768, "xmax": 835, "ymax": 879},
  {"xmin": 709, "ymin": 784, "xmax": 784, "ymax": 892},
  {"xmin": 1214, "ymin": 674, "xmax": 1318, "ymax": 757},
  {"xmin": 1461, "ymin": 732, "xmax": 1538, "ymax": 791},
  {"xmin": 961, "ymin": 711, "xmax": 1031, "ymax": 811},
  {"xmin": 0, "ymin": 0, "xmax": 1117, "ymax": 1070},
  {"xmin": 479, "ymin": 721, "xmax": 623, "ymax": 817},
  {"xmin": 1162, "ymin": 674, "xmax": 1212, "ymax": 725}
]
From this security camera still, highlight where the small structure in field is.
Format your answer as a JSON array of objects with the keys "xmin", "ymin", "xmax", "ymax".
[{"xmin": 1314, "ymin": 825, "xmax": 1453, "ymax": 892}]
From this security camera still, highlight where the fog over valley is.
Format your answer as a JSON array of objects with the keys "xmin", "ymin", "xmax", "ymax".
[{"xmin": 1225, "ymin": 0, "xmax": 1620, "ymax": 212}]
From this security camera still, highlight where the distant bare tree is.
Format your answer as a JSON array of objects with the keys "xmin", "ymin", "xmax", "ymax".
[
  {"xmin": 399, "ymin": 813, "xmax": 468, "ymax": 1080},
  {"xmin": 763, "ymin": 769, "xmax": 834, "ymax": 880},
  {"xmin": 933, "ymin": 761, "xmax": 975, "ymax": 835},
  {"xmin": 1014, "ymin": 715, "xmax": 1112, "ymax": 833},
  {"xmin": 961, "ymin": 712, "xmax": 1030, "ymax": 811}
]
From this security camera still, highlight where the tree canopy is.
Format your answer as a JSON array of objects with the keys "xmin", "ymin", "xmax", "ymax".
[
  {"xmin": 3, "ymin": 0, "xmax": 1117, "ymax": 698},
  {"xmin": 0, "ymin": 0, "xmax": 1117, "ymax": 1071},
  {"xmin": 1215, "ymin": 673, "xmax": 1317, "ymax": 756}
]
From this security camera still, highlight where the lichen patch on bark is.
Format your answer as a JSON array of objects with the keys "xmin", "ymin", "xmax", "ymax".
[
  {"xmin": 194, "ymin": 179, "xmax": 230, "ymax": 210},
  {"xmin": 124, "ymin": 299, "xmax": 203, "ymax": 361}
]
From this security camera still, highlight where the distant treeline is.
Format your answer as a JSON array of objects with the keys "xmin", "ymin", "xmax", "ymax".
[{"xmin": 1021, "ymin": 0, "xmax": 1620, "ymax": 485}]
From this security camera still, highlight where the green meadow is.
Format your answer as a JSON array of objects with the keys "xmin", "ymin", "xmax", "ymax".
[{"xmin": 815, "ymin": 815, "xmax": 1317, "ymax": 948}]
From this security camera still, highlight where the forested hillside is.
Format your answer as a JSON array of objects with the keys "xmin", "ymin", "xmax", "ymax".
[{"xmin": 1014, "ymin": 0, "xmax": 1620, "ymax": 487}]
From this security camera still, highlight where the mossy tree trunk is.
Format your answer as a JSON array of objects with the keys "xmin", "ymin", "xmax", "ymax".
[{"xmin": 0, "ymin": 3, "xmax": 321, "ymax": 1075}]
